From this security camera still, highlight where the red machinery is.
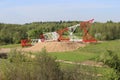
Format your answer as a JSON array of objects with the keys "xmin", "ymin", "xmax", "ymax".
[
  {"xmin": 80, "ymin": 19, "xmax": 97, "ymax": 43},
  {"xmin": 38, "ymin": 19, "xmax": 97, "ymax": 43},
  {"xmin": 56, "ymin": 27, "xmax": 70, "ymax": 41},
  {"xmin": 40, "ymin": 34, "xmax": 45, "ymax": 42},
  {"xmin": 21, "ymin": 39, "xmax": 32, "ymax": 47},
  {"xmin": 20, "ymin": 19, "xmax": 97, "ymax": 47}
]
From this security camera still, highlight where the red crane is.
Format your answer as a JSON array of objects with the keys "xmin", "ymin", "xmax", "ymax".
[
  {"xmin": 80, "ymin": 19, "xmax": 97, "ymax": 43},
  {"xmin": 40, "ymin": 34, "xmax": 45, "ymax": 42},
  {"xmin": 21, "ymin": 39, "xmax": 32, "ymax": 47},
  {"xmin": 20, "ymin": 19, "xmax": 97, "ymax": 47},
  {"xmin": 56, "ymin": 27, "xmax": 70, "ymax": 41}
]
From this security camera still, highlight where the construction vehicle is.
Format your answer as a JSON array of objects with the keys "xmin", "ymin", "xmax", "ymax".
[
  {"xmin": 56, "ymin": 27, "xmax": 70, "ymax": 41},
  {"xmin": 80, "ymin": 19, "xmax": 97, "ymax": 42},
  {"xmin": 55, "ymin": 19, "xmax": 97, "ymax": 42},
  {"xmin": 20, "ymin": 19, "xmax": 97, "ymax": 47},
  {"xmin": 21, "ymin": 39, "xmax": 32, "ymax": 47},
  {"xmin": 39, "ymin": 24, "xmax": 80, "ymax": 42}
]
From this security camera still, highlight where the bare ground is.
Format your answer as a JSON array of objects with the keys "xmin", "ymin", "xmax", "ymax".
[
  {"xmin": 22, "ymin": 41, "xmax": 86, "ymax": 52},
  {"xmin": 56, "ymin": 60, "xmax": 104, "ymax": 67},
  {"xmin": 0, "ymin": 48, "xmax": 10, "ymax": 54},
  {"xmin": 0, "ymin": 42, "xmax": 104, "ymax": 68}
]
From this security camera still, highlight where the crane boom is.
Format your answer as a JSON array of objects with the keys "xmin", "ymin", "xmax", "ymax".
[{"xmin": 80, "ymin": 19, "xmax": 97, "ymax": 42}]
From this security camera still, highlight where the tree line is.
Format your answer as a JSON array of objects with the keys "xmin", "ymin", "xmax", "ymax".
[{"xmin": 0, "ymin": 21, "xmax": 120, "ymax": 45}]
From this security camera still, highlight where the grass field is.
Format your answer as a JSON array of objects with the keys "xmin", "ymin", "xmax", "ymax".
[
  {"xmin": 49, "ymin": 40, "xmax": 120, "ymax": 79},
  {"xmin": 49, "ymin": 51, "xmax": 98, "ymax": 62},
  {"xmin": 0, "ymin": 40, "xmax": 120, "ymax": 80},
  {"xmin": 1, "ymin": 40, "xmax": 120, "ymax": 62},
  {"xmin": 49, "ymin": 40, "xmax": 120, "ymax": 62},
  {"xmin": 0, "ymin": 44, "xmax": 21, "ymax": 48}
]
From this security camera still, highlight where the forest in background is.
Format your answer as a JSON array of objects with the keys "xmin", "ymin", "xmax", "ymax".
[{"xmin": 0, "ymin": 20, "xmax": 120, "ymax": 45}]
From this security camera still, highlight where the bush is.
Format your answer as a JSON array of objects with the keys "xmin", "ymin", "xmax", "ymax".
[
  {"xmin": 63, "ymin": 65, "xmax": 99, "ymax": 80},
  {"xmin": 0, "ymin": 49, "xmax": 100, "ymax": 80},
  {"xmin": 98, "ymin": 50, "xmax": 120, "ymax": 80},
  {"xmin": 0, "ymin": 49, "xmax": 63, "ymax": 80},
  {"xmin": 34, "ymin": 49, "xmax": 63, "ymax": 80}
]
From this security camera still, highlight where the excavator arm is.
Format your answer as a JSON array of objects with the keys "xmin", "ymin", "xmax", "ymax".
[
  {"xmin": 80, "ymin": 19, "xmax": 97, "ymax": 42},
  {"xmin": 56, "ymin": 27, "xmax": 70, "ymax": 41}
]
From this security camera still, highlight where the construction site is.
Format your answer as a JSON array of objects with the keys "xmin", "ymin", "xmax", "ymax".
[
  {"xmin": 21, "ymin": 19, "xmax": 97, "ymax": 52},
  {"xmin": 0, "ymin": 19, "xmax": 120, "ymax": 80}
]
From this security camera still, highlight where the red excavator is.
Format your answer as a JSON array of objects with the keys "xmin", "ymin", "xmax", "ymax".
[
  {"xmin": 56, "ymin": 27, "xmax": 70, "ymax": 41},
  {"xmin": 21, "ymin": 39, "xmax": 32, "ymax": 47},
  {"xmin": 21, "ymin": 19, "xmax": 97, "ymax": 47},
  {"xmin": 56, "ymin": 19, "xmax": 97, "ymax": 42},
  {"xmin": 40, "ymin": 34, "xmax": 45, "ymax": 42}
]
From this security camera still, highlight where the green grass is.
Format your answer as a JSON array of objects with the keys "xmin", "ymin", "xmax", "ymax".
[
  {"xmin": 60, "ymin": 63, "xmax": 114, "ymax": 80},
  {"xmin": 78, "ymin": 40, "xmax": 120, "ymax": 54},
  {"xmin": 49, "ymin": 40, "xmax": 120, "ymax": 62},
  {"xmin": 1, "ymin": 40, "xmax": 119, "ymax": 80},
  {"xmin": 49, "ymin": 40, "xmax": 120, "ymax": 80},
  {"xmin": 50, "ymin": 51, "xmax": 98, "ymax": 62},
  {"xmin": 0, "ymin": 44, "xmax": 21, "ymax": 48}
]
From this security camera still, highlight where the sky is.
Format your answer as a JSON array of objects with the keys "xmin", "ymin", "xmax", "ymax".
[{"xmin": 0, "ymin": 0, "xmax": 120, "ymax": 24}]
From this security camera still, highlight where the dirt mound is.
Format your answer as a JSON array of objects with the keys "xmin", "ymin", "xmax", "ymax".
[
  {"xmin": 0, "ymin": 48, "xmax": 10, "ymax": 54},
  {"xmin": 23, "ymin": 42, "xmax": 85, "ymax": 52}
]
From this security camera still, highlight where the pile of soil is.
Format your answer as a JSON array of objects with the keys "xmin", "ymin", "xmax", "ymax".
[
  {"xmin": 23, "ymin": 41, "xmax": 85, "ymax": 52},
  {"xmin": 0, "ymin": 48, "xmax": 10, "ymax": 54}
]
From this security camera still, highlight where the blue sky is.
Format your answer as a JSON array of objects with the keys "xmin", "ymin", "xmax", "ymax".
[{"xmin": 0, "ymin": 0, "xmax": 120, "ymax": 24}]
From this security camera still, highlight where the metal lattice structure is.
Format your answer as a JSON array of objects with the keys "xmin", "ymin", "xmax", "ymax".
[
  {"xmin": 21, "ymin": 19, "xmax": 97, "ymax": 47},
  {"xmin": 80, "ymin": 19, "xmax": 97, "ymax": 42},
  {"xmin": 21, "ymin": 39, "xmax": 32, "ymax": 47}
]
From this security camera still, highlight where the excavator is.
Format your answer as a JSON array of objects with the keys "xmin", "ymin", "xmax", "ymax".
[
  {"xmin": 80, "ymin": 19, "xmax": 97, "ymax": 42},
  {"xmin": 21, "ymin": 39, "xmax": 32, "ymax": 47},
  {"xmin": 55, "ymin": 19, "xmax": 97, "ymax": 42},
  {"xmin": 21, "ymin": 19, "xmax": 97, "ymax": 47},
  {"xmin": 40, "ymin": 24, "xmax": 79, "ymax": 42},
  {"xmin": 56, "ymin": 27, "xmax": 70, "ymax": 41}
]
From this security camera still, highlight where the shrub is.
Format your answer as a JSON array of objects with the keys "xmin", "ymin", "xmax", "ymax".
[
  {"xmin": 34, "ymin": 49, "xmax": 63, "ymax": 80},
  {"xmin": 0, "ymin": 49, "xmax": 63, "ymax": 80},
  {"xmin": 98, "ymin": 50, "xmax": 120, "ymax": 80},
  {"xmin": 0, "ymin": 49, "xmax": 100, "ymax": 80}
]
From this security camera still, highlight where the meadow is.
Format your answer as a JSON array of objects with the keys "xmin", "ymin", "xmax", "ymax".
[
  {"xmin": 0, "ymin": 40, "xmax": 120, "ymax": 80},
  {"xmin": 50, "ymin": 40, "xmax": 120, "ymax": 62}
]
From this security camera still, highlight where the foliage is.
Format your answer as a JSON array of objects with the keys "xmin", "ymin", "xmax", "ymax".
[
  {"xmin": 49, "ymin": 40, "xmax": 120, "ymax": 79},
  {"xmin": 50, "ymin": 40, "xmax": 120, "ymax": 62},
  {"xmin": 0, "ymin": 23, "xmax": 27, "ymax": 45},
  {"xmin": 0, "ymin": 49, "xmax": 102, "ymax": 80},
  {"xmin": 1, "ymin": 21, "xmax": 120, "ymax": 45},
  {"xmin": 0, "ymin": 49, "xmax": 63, "ymax": 80},
  {"xmin": 91, "ymin": 22, "xmax": 120, "ymax": 40},
  {"xmin": 62, "ymin": 65, "xmax": 101, "ymax": 80},
  {"xmin": 98, "ymin": 50, "xmax": 120, "ymax": 80},
  {"xmin": 0, "ymin": 21, "xmax": 78, "ymax": 45}
]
